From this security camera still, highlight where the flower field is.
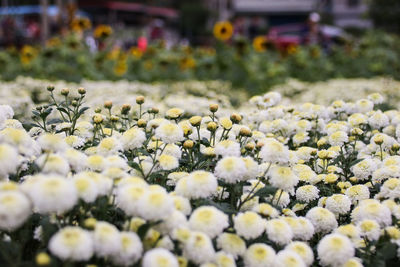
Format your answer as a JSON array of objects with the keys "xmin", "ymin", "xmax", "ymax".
[{"xmin": 0, "ymin": 80, "xmax": 400, "ymax": 267}]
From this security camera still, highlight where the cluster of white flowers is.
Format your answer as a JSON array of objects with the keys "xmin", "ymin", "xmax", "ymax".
[{"xmin": 1, "ymin": 86, "xmax": 400, "ymax": 267}]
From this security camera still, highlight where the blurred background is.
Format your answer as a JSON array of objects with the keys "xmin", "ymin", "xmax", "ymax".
[{"xmin": 0, "ymin": 0, "xmax": 399, "ymax": 95}]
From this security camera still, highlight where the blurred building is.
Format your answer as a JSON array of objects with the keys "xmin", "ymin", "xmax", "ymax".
[{"xmin": 320, "ymin": 0, "xmax": 372, "ymax": 29}]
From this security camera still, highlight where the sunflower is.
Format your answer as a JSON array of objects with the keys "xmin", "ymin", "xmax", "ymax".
[
  {"xmin": 213, "ymin": 21, "xmax": 233, "ymax": 41},
  {"xmin": 71, "ymin": 17, "xmax": 92, "ymax": 32},
  {"xmin": 93, "ymin": 24, "xmax": 113, "ymax": 39},
  {"xmin": 114, "ymin": 59, "xmax": 127, "ymax": 76},
  {"xmin": 20, "ymin": 45, "xmax": 37, "ymax": 65},
  {"xmin": 179, "ymin": 56, "xmax": 196, "ymax": 70},
  {"xmin": 287, "ymin": 44, "xmax": 298, "ymax": 55},
  {"xmin": 129, "ymin": 47, "xmax": 143, "ymax": 59},
  {"xmin": 253, "ymin": 36, "xmax": 268, "ymax": 52}
]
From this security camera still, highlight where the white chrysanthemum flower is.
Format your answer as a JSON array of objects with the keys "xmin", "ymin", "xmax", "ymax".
[
  {"xmin": 265, "ymin": 219, "xmax": 293, "ymax": 245},
  {"xmin": 351, "ymin": 199, "xmax": 392, "ymax": 226},
  {"xmin": 93, "ymin": 221, "xmax": 121, "ymax": 257},
  {"xmin": 72, "ymin": 174, "xmax": 98, "ymax": 202},
  {"xmin": 293, "ymin": 132, "xmax": 310, "ymax": 146},
  {"xmin": 214, "ymin": 156, "xmax": 247, "ymax": 184},
  {"xmin": 76, "ymin": 171, "xmax": 112, "ymax": 196},
  {"xmin": 269, "ymin": 165, "xmax": 299, "ymax": 192},
  {"xmin": 142, "ymin": 248, "xmax": 179, "ymax": 267},
  {"xmin": 252, "ymin": 203, "xmax": 279, "ymax": 218},
  {"xmin": 215, "ymin": 140, "xmax": 241, "ymax": 157},
  {"xmin": 355, "ymin": 99, "xmax": 374, "ymax": 113},
  {"xmin": 342, "ymin": 257, "xmax": 364, "ymax": 267},
  {"xmin": 216, "ymin": 233, "xmax": 246, "ymax": 259},
  {"xmin": 137, "ymin": 187, "xmax": 174, "ymax": 220},
  {"xmin": 183, "ymin": 231, "xmax": 215, "ymax": 265},
  {"xmin": 158, "ymin": 154, "xmax": 179, "ymax": 171},
  {"xmin": 214, "ymin": 251, "xmax": 236, "ymax": 267},
  {"xmin": 234, "ymin": 211, "xmax": 266, "ymax": 239},
  {"xmin": 259, "ymin": 138, "xmax": 290, "ymax": 164},
  {"xmin": 64, "ymin": 135, "xmax": 85, "ymax": 148},
  {"xmin": 328, "ymin": 131, "xmax": 348, "ymax": 146},
  {"xmin": 378, "ymin": 178, "xmax": 400, "ymax": 199},
  {"xmin": 334, "ymin": 224, "xmax": 361, "ymax": 241},
  {"xmin": 368, "ymin": 110, "xmax": 389, "ymax": 129},
  {"xmin": 268, "ymin": 189, "xmax": 291, "ymax": 208},
  {"xmin": 49, "ymin": 227, "xmax": 93, "ymax": 261},
  {"xmin": 345, "ymin": 185, "xmax": 370, "ymax": 204},
  {"xmin": 241, "ymin": 157, "xmax": 259, "ymax": 180},
  {"xmin": 97, "ymin": 137, "xmax": 123, "ymax": 155},
  {"xmin": 296, "ymin": 185, "xmax": 319, "ymax": 203},
  {"xmin": 176, "ymin": 170, "xmax": 217, "ymax": 199},
  {"xmin": 0, "ymin": 191, "xmax": 31, "ymax": 231},
  {"xmin": 86, "ymin": 154, "xmax": 108, "ymax": 171},
  {"xmin": 351, "ymin": 158, "xmax": 378, "ymax": 181},
  {"xmin": 244, "ymin": 243, "xmax": 276, "ymax": 267},
  {"xmin": 121, "ymin": 127, "xmax": 146, "ymax": 150},
  {"xmin": 156, "ymin": 210, "xmax": 188, "ymax": 235},
  {"xmin": 0, "ymin": 128, "xmax": 38, "ymax": 156},
  {"xmin": 325, "ymin": 194, "xmax": 352, "ymax": 215},
  {"xmin": 348, "ymin": 113, "xmax": 367, "ymax": 127},
  {"xmin": 30, "ymin": 175, "xmax": 78, "ymax": 214},
  {"xmin": 368, "ymin": 93, "xmax": 384, "ymax": 104},
  {"xmin": 107, "ymin": 155, "xmax": 129, "ymax": 170},
  {"xmin": 285, "ymin": 241, "xmax": 314, "ymax": 266},
  {"xmin": 159, "ymin": 144, "xmax": 182, "ymax": 159},
  {"xmin": 35, "ymin": 153, "xmax": 70, "ymax": 175},
  {"xmin": 116, "ymin": 184, "xmax": 148, "ymax": 216},
  {"xmin": 306, "ymin": 207, "xmax": 338, "ymax": 233},
  {"xmin": 275, "ymin": 250, "xmax": 306, "ymax": 267},
  {"xmin": 0, "ymin": 105, "xmax": 14, "ymax": 124},
  {"xmin": 357, "ymin": 219, "xmax": 380, "ymax": 241},
  {"xmin": 172, "ymin": 195, "xmax": 192, "ymax": 215},
  {"xmin": 63, "ymin": 148, "xmax": 87, "ymax": 172},
  {"xmin": 0, "ymin": 143, "xmax": 19, "ymax": 178},
  {"xmin": 111, "ymin": 231, "xmax": 143, "ymax": 266},
  {"xmin": 37, "ymin": 133, "xmax": 68, "ymax": 152},
  {"xmin": 372, "ymin": 165, "xmax": 400, "ymax": 183},
  {"xmin": 189, "ymin": 206, "xmax": 228, "ymax": 238},
  {"xmin": 296, "ymin": 147, "xmax": 316, "ymax": 161},
  {"xmin": 317, "ymin": 234, "xmax": 355, "ymax": 266},
  {"xmin": 155, "ymin": 122, "xmax": 184, "ymax": 144}
]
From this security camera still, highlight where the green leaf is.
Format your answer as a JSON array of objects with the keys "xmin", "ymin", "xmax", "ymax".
[
  {"xmin": 137, "ymin": 223, "xmax": 152, "ymax": 239},
  {"xmin": 380, "ymin": 242, "xmax": 397, "ymax": 260},
  {"xmin": 128, "ymin": 161, "xmax": 142, "ymax": 171},
  {"xmin": 254, "ymin": 185, "xmax": 278, "ymax": 198},
  {"xmin": 47, "ymin": 118, "xmax": 63, "ymax": 124},
  {"xmin": 78, "ymin": 106, "xmax": 90, "ymax": 116}
]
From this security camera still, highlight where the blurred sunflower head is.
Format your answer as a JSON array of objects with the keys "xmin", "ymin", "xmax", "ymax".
[
  {"xmin": 114, "ymin": 59, "xmax": 128, "ymax": 76},
  {"xmin": 71, "ymin": 17, "xmax": 92, "ymax": 32},
  {"xmin": 253, "ymin": 36, "xmax": 268, "ymax": 52},
  {"xmin": 94, "ymin": 24, "xmax": 113, "ymax": 39},
  {"xmin": 213, "ymin": 21, "xmax": 233, "ymax": 41},
  {"xmin": 20, "ymin": 45, "xmax": 37, "ymax": 65},
  {"xmin": 46, "ymin": 37, "xmax": 61, "ymax": 48},
  {"xmin": 179, "ymin": 56, "xmax": 196, "ymax": 70},
  {"xmin": 129, "ymin": 47, "xmax": 143, "ymax": 59}
]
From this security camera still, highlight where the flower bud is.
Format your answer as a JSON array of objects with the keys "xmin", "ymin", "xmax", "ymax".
[
  {"xmin": 137, "ymin": 119, "xmax": 147, "ymax": 128},
  {"xmin": 104, "ymin": 101, "xmax": 113, "ymax": 109},
  {"xmin": 94, "ymin": 107, "xmax": 102, "ymax": 113},
  {"xmin": 46, "ymin": 85, "xmax": 55, "ymax": 92},
  {"xmin": 207, "ymin": 121, "xmax": 218, "ymax": 132},
  {"xmin": 121, "ymin": 104, "xmax": 131, "ymax": 115},
  {"xmin": 136, "ymin": 95, "xmax": 145, "ymax": 105},
  {"xmin": 36, "ymin": 252, "xmax": 51, "ymax": 266},
  {"xmin": 60, "ymin": 88, "xmax": 69, "ymax": 96},
  {"xmin": 209, "ymin": 104, "xmax": 219, "ymax": 113},
  {"xmin": 245, "ymin": 143, "xmax": 255, "ymax": 151},
  {"xmin": 84, "ymin": 218, "xmax": 97, "ymax": 229},
  {"xmin": 93, "ymin": 114, "xmax": 103, "ymax": 124},
  {"xmin": 373, "ymin": 135, "xmax": 384, "ymax": 145},
  {"xmin": 239, "ymin": 127, "xmax": 252, "ymax": 137},
  {"xmin": 78, "ymin": 87, "xmax": 86, "ymax": 95},
  {"xmin": 189, "ymin": 116, "xmax": 202, "ymax": 127},
  {"xmin": 230, "ymin": 113, "xmax": 242, "ymax": 123},
  {"xmin": 71, "ymin": 100, "xmax": 78, "ymax": 107},
  {"xmin": 183, "ymin": 140, "xmax": 194, "ymax": 149},
  {"xmin": 150, "ymin": 107, "xmax": 159, "ymax": 114},
  {"xmin": 110, "ymin": 115, "xmax": 119, "ymax": 122}
]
